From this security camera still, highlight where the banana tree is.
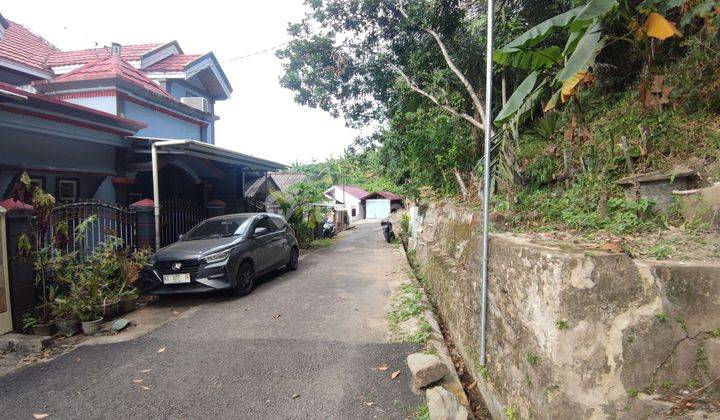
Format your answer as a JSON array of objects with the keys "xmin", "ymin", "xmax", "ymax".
[{"xmin": 494, "ymin": 0, "xmax": 618, "ymax": 133}]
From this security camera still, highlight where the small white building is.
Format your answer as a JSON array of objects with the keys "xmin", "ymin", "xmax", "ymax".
[{"xmin": 324, "ymin": 185, "xmax": 369, "ymax": 223}]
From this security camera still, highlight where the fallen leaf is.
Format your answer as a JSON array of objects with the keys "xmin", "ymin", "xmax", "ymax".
[
  {"xmin": 291, "ymin": 393, "xmax": 300, "ymax": 399},
  {"xmin": 468, "ymin": 381, "xmax": 477, "ymax": 390},
  {"xmin": 32, "ymin": 415, "xmax": 49, "ymax": 419},
  {"xmin": 377, "ymin": 364, "xmax": 389, "ymax": 371},
  {"xmin": 157, "ymin": 347, "xmax": 166, "ymax": 353},
  {"xmin": 391, "ymin": 370, "xmax": 400, "ymax": 379},
  {"xmin": 364, "ymin": 401, "xmax": 376, "ymax": 406},
  {"xmin": 598, "ymin": 240, "xmax": 624, "ymax": 254},
  {"xmin": 132, "ymin": 379, "xmax": 143, "ymax": 384},
  {"xmin": 140, "ymin": 369, "xmax": 152, "ymax": 373}
]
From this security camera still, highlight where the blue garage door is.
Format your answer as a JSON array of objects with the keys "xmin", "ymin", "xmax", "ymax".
[{"xmin": 365, "ymin": 199, "xmax": 391, "ymax": 219}]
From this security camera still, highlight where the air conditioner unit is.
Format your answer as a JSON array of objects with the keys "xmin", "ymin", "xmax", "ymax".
[{"xmin": 181, "ymin": 96, "xmax": 209, "ymax": 112}]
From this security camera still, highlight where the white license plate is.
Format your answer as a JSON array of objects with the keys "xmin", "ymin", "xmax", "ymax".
[{"xmin": 163, "ymin": 273, "xmax": 191, "ymax": 284}]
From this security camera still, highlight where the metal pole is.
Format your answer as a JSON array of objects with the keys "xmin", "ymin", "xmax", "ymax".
[
  {"xmin": 151, "ymin": 143, "xmax": 161, "ymax": 251},
  {"xmin": 480, "ymin": 0, "xmax": 494, "ymax": 367},
  {"xmin": 150, "ymin": 139, "xmax": 190, "ymax": 251}
]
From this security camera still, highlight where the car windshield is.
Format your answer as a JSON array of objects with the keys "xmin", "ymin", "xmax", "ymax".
[{"xmin": 182, "ymin": 217, "xmax": 252, "ymax": 241}]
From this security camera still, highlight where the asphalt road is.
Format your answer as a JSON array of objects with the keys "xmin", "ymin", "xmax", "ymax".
[{"xmin": 0, "ymin": 222, "xmax": 422, "ymax": 419}]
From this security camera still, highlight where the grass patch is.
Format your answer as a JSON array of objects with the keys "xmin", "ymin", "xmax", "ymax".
[
  {"xmin": 555, "ymin": 320, "xmax": 569, "ymax": 330},
  {"xmin": 388, "ymin": 281, "xmax": 429, "ymax": 342},
  {"xmin": 309, "ymin": 238, "xmax": 334, "ymax": 248},
  {"xmin": 408, "ymin": 320, "xmax": 432, "ymax": 344},
  {"xmin": 525, "ymin": 351, "xmax": 538, "ymax": 367},
  {"xmin": 413, "ymin": 404, "xmax": 430, "ymax": 420}
]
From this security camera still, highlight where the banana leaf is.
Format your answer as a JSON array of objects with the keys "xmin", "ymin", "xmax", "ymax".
[
  {"xmin": 495, "ymin": 71, "xmax": 539, "ymax": 124},
  {"xmin": 556, "ymin": 22, "xmax": 605, "ymax": 83}
]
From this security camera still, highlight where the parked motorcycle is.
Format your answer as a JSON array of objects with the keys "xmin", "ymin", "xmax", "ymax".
[
  {"xmin": 322, "ymin": 220, "xmax": 337, "ymax": 238},
  {"xmin": 381, "ymin": 218, "xmax": 395, "ymax": 243}
]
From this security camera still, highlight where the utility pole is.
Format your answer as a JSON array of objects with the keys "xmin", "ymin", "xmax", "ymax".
[{"xmin": 479, "ymin": 0, "xmax": 494, "ymax": 367}]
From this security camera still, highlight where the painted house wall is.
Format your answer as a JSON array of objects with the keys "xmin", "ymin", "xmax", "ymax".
[
  {"xmin": 327, "ymin": 186, "xmax": 364, "ymax": 222},
  {"xmin": 64, "ymin": 96, "xmax": 117, "ymax": 115},
  {"xmin": 123, "ymin": 100, "xmax": 202, "ymax": 140},
  {"xmin": 0, "ymin": 68, "xmax": 38, "ymax": 86},
  {"xmin": 0, "ymin": 131, "xmax": 118, "ymax": 200},
  {"xmin": 166, "ymin": 79, "xmax": 215, "ymax": 144}
]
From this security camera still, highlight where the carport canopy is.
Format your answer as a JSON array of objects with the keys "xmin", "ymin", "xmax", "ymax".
[{"xmin": 128, "ymin": 136, "xmax": 287, "ymax": 250}]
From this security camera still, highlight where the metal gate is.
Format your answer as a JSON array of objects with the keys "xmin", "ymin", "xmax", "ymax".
[
  {"xmin": 160, "ymin": 199, "xmax": 207, "ymax": 247},
  {"xmin": 46, "ymin": 202, "xmax": 137, "ymax": 255}
]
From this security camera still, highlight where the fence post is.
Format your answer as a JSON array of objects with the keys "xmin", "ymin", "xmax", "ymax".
[
  {"xmin": 206, "ymin": 199, "xmax": 227, "ymax": 218},
  {"xmin": 0, "ymin": 199, "xmax": 35, "ymax": 331},
  {"xmin": 130, "ymin": 199, "xmax": 155, "ymax": 251}
]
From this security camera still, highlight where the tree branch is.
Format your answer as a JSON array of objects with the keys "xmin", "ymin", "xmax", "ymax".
[
  {"xmin": 397, "ymin": 1, "xmax": 487, "ymax": 126},
  {"xmin": 390, "ymin": 64, "xmax": 483, "ymax": 130}
]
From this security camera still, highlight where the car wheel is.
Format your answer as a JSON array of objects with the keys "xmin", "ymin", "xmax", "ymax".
[
  {"xmin": 287, "ymin": 247, "xmax": 299, "ymax": 271},
  {"xmin": 234, "ymin": 261, "xmax": 255, "ymax": 296}
]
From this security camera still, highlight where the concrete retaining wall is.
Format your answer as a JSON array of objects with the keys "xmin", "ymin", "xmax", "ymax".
[{"xmin": 408, "ymin": 202, "xmax": 720, "ymax": 418}]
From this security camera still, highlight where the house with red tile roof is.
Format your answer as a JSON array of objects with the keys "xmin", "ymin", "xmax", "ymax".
[
  {"xmin": 0, "ymin": 11, "xmax": 283, "ymax": 212},
  {"xmin": 324, "ymin": 185, "xmax": 371, "ymax": 222}
]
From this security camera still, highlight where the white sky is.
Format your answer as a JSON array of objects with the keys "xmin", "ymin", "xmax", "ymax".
[{"xmin": 3, "ymin": 1, "xmax": 359, "ymax": 165}]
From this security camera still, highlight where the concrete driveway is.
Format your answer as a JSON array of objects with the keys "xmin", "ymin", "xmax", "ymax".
[{"xmin": 0, "ymin": 222, "xmax": 422, "ymax": 419}]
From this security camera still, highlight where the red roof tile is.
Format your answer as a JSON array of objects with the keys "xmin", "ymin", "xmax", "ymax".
[
  {"xmin": 43, "ymin": 54, "xmax": 171, "ymax": 97},
  {"xmin": 46, "ymin": 43, "xmax": 160, "ymax": 67},
  {"xmin": 0, "ymin": 20, "xmax": 58, "ymax": 71},
  {"xmin": 144, "ymin": 54, "xmax": 202, "ymax": 72}
]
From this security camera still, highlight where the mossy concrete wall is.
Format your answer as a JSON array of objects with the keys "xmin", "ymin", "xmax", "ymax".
[{"xmin": 408, "ymin": 202, "xmax": 720, "ymax": 419}]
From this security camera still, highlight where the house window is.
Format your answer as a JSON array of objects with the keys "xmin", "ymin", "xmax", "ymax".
[
  {"xmin": 29, "ymin": 176, "xmax": 46, "ymax": 191},
  {"xmin": 351, "ymin": 208, "xmax": 356, "ymax": 217},
  {"xmin": 56, "ymin": 178, "xmax": 79, "ymax": 203}
]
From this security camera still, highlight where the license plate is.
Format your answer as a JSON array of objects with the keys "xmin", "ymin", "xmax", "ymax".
[{"xmin": 163, "ymin": 273, "xmax": 191, "ymax": 284}]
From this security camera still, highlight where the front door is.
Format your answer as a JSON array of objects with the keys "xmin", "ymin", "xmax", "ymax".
[{"xmin": 0, "ymin": 209, "xmax": 12, "ymax": 334}]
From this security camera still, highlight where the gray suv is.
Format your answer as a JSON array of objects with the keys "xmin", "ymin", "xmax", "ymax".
[{"xmin": 141, "ymin": 213, "xmax": 299, "ymax": 296}]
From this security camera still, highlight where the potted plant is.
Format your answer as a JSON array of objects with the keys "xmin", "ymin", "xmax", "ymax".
[
  {"xmin": 118, "ymin": 288, "xmax": 139, "ymax": 313},
  {"xmin": 77, "ymin": 302, "xmax": 103, "ymax": 335},
  {"xmin": 52, "ymin": 296, "xmax": 80, "ymax": 337},
  {"xmin": 22, "ymin": 312, "xmax": 55, "ymax": 336}
]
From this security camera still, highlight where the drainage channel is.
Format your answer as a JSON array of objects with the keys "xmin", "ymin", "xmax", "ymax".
[{"xmin": 401, "ymin": 238, "xmax": 491, "ymax": 418}]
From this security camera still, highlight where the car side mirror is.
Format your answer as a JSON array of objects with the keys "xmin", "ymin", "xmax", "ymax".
[{"xmin": 254, "ymin": 227, "xmax": 268, "ymax": 237}]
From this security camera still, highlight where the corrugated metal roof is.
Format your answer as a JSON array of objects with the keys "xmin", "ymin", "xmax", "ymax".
[{"xmin": 245, "ymin": 172, "xmax": 308, "ymax": 198}]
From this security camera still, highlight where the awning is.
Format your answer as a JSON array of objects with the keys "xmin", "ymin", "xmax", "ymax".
[{"xmin": 128, "ymin": 136, "xmax": 287, "ymax": 171}]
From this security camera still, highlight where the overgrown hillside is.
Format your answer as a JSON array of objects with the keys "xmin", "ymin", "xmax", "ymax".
[{"xmin": 279, "ymin": 0, "xmax": 720, "ymax": 260}]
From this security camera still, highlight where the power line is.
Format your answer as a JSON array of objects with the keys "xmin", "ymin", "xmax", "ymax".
[{"xmin": 221, "ymin": 28, "xmax": 321, "ymax": 64}]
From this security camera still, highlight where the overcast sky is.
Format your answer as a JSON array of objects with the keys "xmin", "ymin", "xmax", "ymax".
[{"xmin": 3, "ymin": 1, "xmax": 359, "ymax": 165}]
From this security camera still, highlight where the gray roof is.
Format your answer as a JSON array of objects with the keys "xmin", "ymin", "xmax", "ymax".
[{"xmin": 245, "ymin": 172, "xmax": 308, "ymax": 198}]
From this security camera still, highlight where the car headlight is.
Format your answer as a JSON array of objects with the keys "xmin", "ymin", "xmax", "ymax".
[{"xmin": 202, "ymin": 250, "xmax": 230, "ymax": 264}]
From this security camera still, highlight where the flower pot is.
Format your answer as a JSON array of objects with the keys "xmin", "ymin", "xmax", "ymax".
[
  {"xmin": 100, "ymin": 302, "xmax": 120, "ymax": 321},
  {"xmin": 56, "ymin": 317, "xmax": 80, "ymax": 337},
  {"xmin": 119, "ymin": 297, "xmax": 137, "ymax": 314},
  {"xmin": 81, "ymin": 317, "xmax": 104, "ymax": 335},
  {"xmin": 32, "ymin": 321, "xmax": 56, "ymax": 336}
]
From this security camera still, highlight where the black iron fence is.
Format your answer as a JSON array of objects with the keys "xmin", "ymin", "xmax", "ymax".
[
  {"xmin": 41, "ymin": 202, "xmax": 137, "ymax": 255},
  {"xmin": 160, "ymin": 198, "xmax": 207, "ymax": 247}
]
